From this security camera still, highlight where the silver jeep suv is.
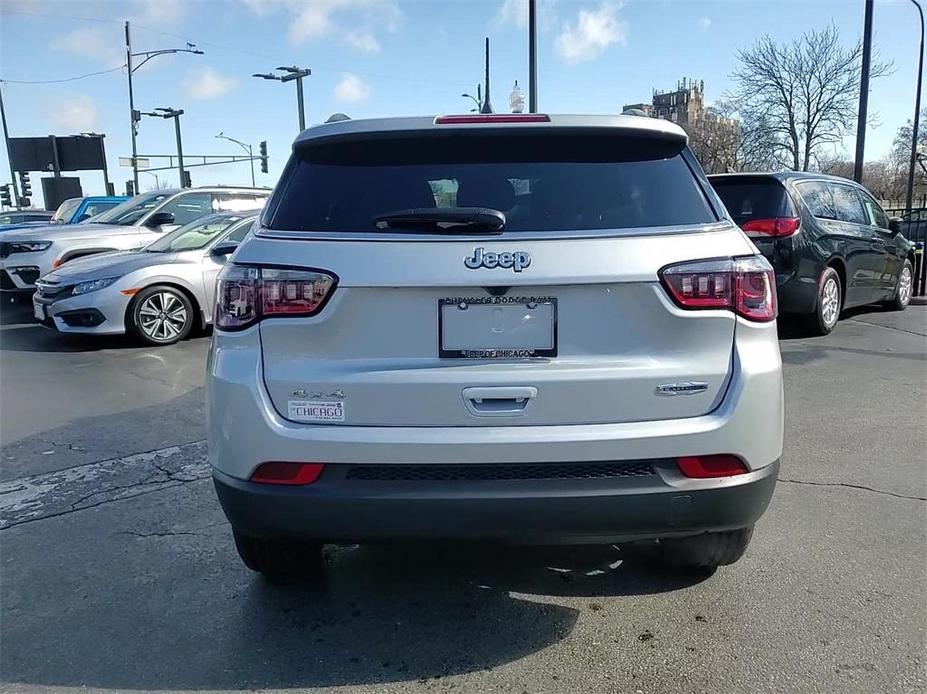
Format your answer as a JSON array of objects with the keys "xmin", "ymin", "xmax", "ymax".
[{"xmin": 207, "ymin": 114, "xmax": 783, "ymax": 578}]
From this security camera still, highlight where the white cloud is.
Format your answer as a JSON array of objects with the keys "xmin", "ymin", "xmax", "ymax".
[
  {"xmin": 241, "ymin": 0, "xmax": 400, "ymax": 50},
  {"xmin": 494, "ymin": 0, "xmax": 557, "ymax": 31},
  {"xmin": 496, "ymin": 0, "xmax": 528, "ymax": 28},
  {"xmin": 50, "ymin": 26, "xmax": 124, "ymax": 68},
  {"xmin": 697, "ymin": 16, "xmax": 711, "ymax": 29},
  {"xmin": 554, "ymin": 1, "xmax": 627, "ymax": 64},
  {"xmin": 334, "ymin": 73, "xmax": 370, "ymax": 103},
  {"xmin": 183, "ymin": 67, "xmax": 239, "ymax": 100},
  {"xmin": 132, "ymin": 0, "xmax": 186, "ymax": 26},
  {"xmin": 344, "ymin": 29, "xmax": 380, "ymax": 52},
  {"xmin": 50, "ymin": 95, "xmax": 98, "ymax": 132}
]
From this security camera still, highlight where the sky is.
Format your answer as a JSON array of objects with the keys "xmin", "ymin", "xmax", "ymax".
[{"xmin": 0, "ymin": 0, "xmax": 923, "ymax": 208}]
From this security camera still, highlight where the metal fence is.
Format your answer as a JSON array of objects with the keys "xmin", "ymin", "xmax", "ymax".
[{"xmin": 885, "ymin": 207, "xmax": 927, "ymax": 297}]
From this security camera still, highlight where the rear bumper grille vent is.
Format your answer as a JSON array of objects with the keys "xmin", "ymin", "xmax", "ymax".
[{"xmin": 345, "ymin": 461, "xmax": 656, "ymax": 482}]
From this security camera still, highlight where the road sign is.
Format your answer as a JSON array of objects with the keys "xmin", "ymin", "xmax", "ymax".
[{"xmin": 118, "ymin": 157, "xmax": 149, "ymax": 169}]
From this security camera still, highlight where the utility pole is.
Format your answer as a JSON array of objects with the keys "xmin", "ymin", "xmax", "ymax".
[
  {"xmin": 905, "ymin": 0, "xmax": 924, "ymax": 213},
  {"xmin": 125, "ymin": 20, "xmax": 202, "ymax": 193},
  {"xmin": 125, "ymin": 22, "xmax": 139, "ymax": 195},
  {"xmin": 480, "ymin": 38, "xmax": 493, "ymax": 114},
  {"xmin": 528, "ymin": 0, "xmax": 538, "ymax": 113},
  {"xmin": 0, "ymin": 82, "xmax": 21, "ymax": 206},
  {"xmin": 854, "ymin": 0, "xmax": 875, "ymax": 183},
  {"xmin": 253, "ymin": 66, "xmax": 311, "ymax": 132}
]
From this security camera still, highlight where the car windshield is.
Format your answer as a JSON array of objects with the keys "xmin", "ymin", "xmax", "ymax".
[
  {"xmin": 91, "ymin": 192, "xmax": 172, "ymax": 226},
  {"xmin": 145, "ymin": 214, "xmax": 249, "ymax": 252},
  {"xmin": 266, "ymin": 133, "xmax": 718, "ymax": 234},
  {"xmin": 52, "ymin": 198, "xmax": 81, "ymax": 223}
]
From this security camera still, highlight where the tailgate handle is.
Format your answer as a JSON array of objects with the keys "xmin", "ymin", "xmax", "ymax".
[{"xmin": 462, "ymin": 386, "xmax": 537, "ymax": 416}]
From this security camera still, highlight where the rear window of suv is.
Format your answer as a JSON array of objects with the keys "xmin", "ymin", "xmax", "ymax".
[
  {"xmin": 710, "ymin": 178, "xmax": 796, "ymax": 225},
  {"xmin": 265, "ymin": 133, "xmax": 718, "ymax": 234}
]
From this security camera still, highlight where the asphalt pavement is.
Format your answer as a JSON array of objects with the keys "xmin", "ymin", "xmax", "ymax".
[{"xmin": 1, "ymin": 296, "xmax": 925, "ymax": 694}]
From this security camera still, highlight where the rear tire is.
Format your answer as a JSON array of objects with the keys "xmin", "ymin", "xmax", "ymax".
[
  {"xmin": 807, "ymin": 267, "xmax": 842, "ymax": 336},
  {"xmin": 631, "ymin": 527, "xmax": 754, "ymax": 572},
  {"xmin": 233, "ymin": 530, "xmax": 324, "ymax": 580},
  {"xmin": 884, "ymin": 259, "xmax": 913, "ymax": 312}
]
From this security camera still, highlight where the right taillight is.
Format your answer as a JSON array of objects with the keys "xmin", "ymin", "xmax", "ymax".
[
  {"xmin": 215, "ymin": 265, "xmax": 337, "ymax": 331},
  {"xmin": 659, "ymin": 256, "xmax": 777, "ymax": 322},
  {"xmin": 741, "ymin": 217, "xmax": 800, "ymax": 238}
]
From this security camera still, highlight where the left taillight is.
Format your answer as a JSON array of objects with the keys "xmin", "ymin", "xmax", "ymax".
[
  {"xmin": 659, "ymin": 256, "xmax": 777, "ymax": 322},
  {"xmin": 215, "ymin": 265, "xmax": 337, "ymax": 331}
]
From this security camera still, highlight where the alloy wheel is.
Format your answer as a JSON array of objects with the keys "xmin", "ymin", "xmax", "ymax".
[
  {"xmin": 898, "ymin": 266, "xmax": 912, "ymax": 306},
  {"xmin": 137, "ymin": 291, "xmax": 188, "ymax": 342},
  {"xmin": 821, "ymin": 277, "xmax": 840, "ymax": 327}
]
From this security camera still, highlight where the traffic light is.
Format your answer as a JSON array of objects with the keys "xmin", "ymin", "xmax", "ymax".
[
  {"xmin": 126, "ymin": 180, "xmax": 135, "ymax": 196},
  {"xmin": 259, "ymin": 140, "xmax": 268, "ymax": 174},
  {"xmin": 17, "ymin": 171, "xmax": 31, "ymax": 207},
  {"xmin": 181, "ymin": 170, "xmax": 192, "ymax": 188},
  {"xmin": 0, "ymin": 184, "xmax": 11, "ymax": 208}
]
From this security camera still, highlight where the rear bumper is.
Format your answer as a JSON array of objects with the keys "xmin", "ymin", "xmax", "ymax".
[{"xmin": 214, "ymin": 459, "xmax": 779, "ymax": 543}]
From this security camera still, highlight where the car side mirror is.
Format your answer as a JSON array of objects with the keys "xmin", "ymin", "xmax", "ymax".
[
  {"xmin": 145, "ymin": 211, "xmax": 175, "ymax": 228},
  {"xmin": 210, "ymin": 241, "xmax": 238, "ymax": 258},
  {"xmin": 888, "ymin": 217, "xmax": 902, "ymax": 235}
]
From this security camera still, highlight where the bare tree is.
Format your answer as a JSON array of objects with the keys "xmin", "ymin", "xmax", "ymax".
[{"xmin": 730, "ymin": 25, "xmax": 891, "ymax": 172}]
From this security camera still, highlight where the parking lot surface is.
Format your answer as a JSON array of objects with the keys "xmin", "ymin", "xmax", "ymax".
[{"xmin": 1, "ymin": 298, "xmax": 925, "ymax": 693}]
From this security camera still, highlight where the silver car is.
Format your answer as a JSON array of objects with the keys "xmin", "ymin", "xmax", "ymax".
[
  {"xmin": 0, "ymin": 187, "xmax": 268, "ymax": 292},
  {"xmin": 33, "ymin": 213, "xmax": 256, "ymax": 345},
  {"xmin": 207, "ymin": 114, "xmax": 784, "ymax": 579}
]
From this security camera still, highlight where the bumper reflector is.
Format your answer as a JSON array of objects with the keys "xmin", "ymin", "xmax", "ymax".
[
  {"xmin": 249, "ymin": 462, "xmax": 325, "ymax": 485},
  {"xmin": 677, "ymin": 455, "xmax": 749, "ymax": 478}
]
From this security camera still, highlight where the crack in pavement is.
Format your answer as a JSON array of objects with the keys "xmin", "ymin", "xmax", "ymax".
[
  {"xmin": 0, "ymin": 441, "xmax": 210, "ymax": 530},
  {"xmin": 780, "ymin": 477, "xmax": 926, "ymax": 502},
  {"xmin": 847, "ymin": 317, "xmax": 927, "ymax": 338}
]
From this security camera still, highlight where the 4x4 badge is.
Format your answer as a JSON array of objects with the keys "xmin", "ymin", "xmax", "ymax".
[{"xmin": 465, "ymin": 247, "xmax": 531, "ymax": 272}]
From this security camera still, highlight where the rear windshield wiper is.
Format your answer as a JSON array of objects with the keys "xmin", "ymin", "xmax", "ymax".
[{"xmin": 373, "ymin": 207, "xmax": 505, "ymax": 234}]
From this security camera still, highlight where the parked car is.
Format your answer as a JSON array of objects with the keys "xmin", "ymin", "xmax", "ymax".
[
  {"xmin": 33, "ymin": 212, "xmax": 257, "ymax": 345},
  {"xmin": 709, "ymin": 172, "xmax": 916, "ymax": 334},
  {"xmin": 208, "ymin": 114, "xmax": 783, "ymax": 580},
  {"xmin": 0, "ymin": 186, "xmax": 269, "ymax": 293},
  {"xmin": 0, "ymin": 209, "xmax": 54, "ymax": 232},
  {"xmin": 51, "ymin": 196, "xmax": 128, "ymax": 224}
]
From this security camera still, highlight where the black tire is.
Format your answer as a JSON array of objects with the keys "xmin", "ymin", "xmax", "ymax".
[
  {"xmin": 630, "ymin": 527, "xmax": 754, "ymax": 572},
  {"xmin": 233, "ymin": 530, "xmax": 324, "ymax": 580},
  {"xmin": 884, "ymin": 259, "xmax": 914, "ymax": 312},
  {"xmin": 807, "ymin": 266, "xmax": 842, "ymax": 336},
  {"xmin": 128, "ymin": 285, "xmax": 194, "ymax": 346}
]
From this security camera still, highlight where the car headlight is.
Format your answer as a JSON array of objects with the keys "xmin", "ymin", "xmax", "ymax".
[
  {"xmin": 71, "ymin": 277, "xmax": 119, "ymax": 296},
  {"xmin": 10, "ymin": 241, "xmax": 52, "ymax": 253}
]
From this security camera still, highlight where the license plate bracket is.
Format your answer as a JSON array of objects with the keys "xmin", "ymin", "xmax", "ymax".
[
  {"xmin": 33, "ymin": 301, "xmax": 45, "ymax": 321},
  {"xmin": 438, "ymin": 297, "xmax": 557, "ymax": 359}
]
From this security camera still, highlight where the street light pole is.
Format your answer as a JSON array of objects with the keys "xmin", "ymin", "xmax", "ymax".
[
  {"xmin": 142, "ymin": 108, "xmax": 187, "ymax": 186},
  {"xmin": 854, "ymin": 0, "xmax": 875, "ymax": 183},
  {"xmin": 905, "ymin": 0, "xmax": 924, "ymax": 213},
  {"xmin": 295, "ymin": 75, "xmax": 306, "ymax": 131},
  {"xmin": 171, "ymin": 112, "xmax": 186, "ymax": 187},
  {"xmin": 216, "ymin": 132, "xmax": 255, "ymax": 187},
  {"xmin": 253, "ymin": 66, "xmax": 311, "ymax": 132},
  {"xmin": 125, "ymin": 20, "xmax": 202, "ymax": 194}
]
